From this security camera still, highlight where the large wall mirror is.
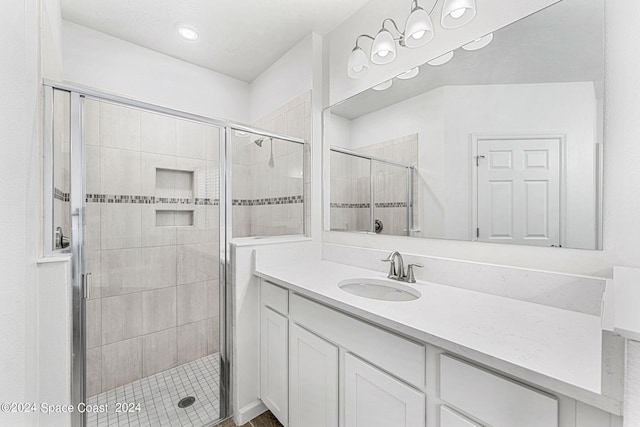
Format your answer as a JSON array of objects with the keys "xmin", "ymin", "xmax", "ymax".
[{"xmin": 323, "ymin": 0, "xmax": 604, "ymax": 250}]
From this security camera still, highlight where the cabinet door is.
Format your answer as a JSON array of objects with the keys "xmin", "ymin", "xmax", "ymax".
[
  {"xmin": 345, "ymin": 353, "xmax": 425, "ymax": 427},
  {"xmin": 261, "ymin": 307, "xmax": 288, "ymax": 426},
  {"xmin": 440, "ymin": 405, "xmax": 483, "ymax": 427},
  {"xmin": 289, "ymin": 323, "xmax": 339, "ymax": 427}
]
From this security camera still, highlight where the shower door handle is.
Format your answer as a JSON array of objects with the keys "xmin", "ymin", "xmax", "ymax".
[{"xmin": 82, "ymin": 273, "xmax": 92, "ymax": 299}]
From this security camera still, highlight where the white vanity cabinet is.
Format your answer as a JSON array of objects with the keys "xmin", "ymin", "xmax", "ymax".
[
  {"xmin": 258, "ymin": 279, "xmax": 619, "ymax": 427},
  {"xmin": 261, "ymin": 280, "xmax": 426, "ymax": 427},
  {"xmin": 260, "ymin": 282, "xmax": 289, "ymax": 426},
  {"xmin": 289, "ymin": 323, "xmax": 339, "ymax": 427}
]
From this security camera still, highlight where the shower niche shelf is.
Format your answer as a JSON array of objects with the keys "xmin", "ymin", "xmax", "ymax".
[
  {"xmin": 156, "ymin": 168, "xmax": 194, "ymax": 200},
  {"xmin": 156, "ymin": 210, "xmax": 194, "ymax": 227},
  {"xmin": 155, "ymin": 168, "xmax": 195, "ymax": 227}
]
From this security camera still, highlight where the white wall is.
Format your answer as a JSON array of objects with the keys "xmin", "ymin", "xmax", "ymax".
[
  {"xmin": 62, "ymin": 21, "xmax": 251, "ymax": 123},
  {"xmin": 341, "ymin": 82, "xmax": 597, "ymax": 248},
  {"xmin": 249, "ymin": 34, "xmax": 314, "ymax": 122},
  {"xmin": 0, "ymin": 0, "xmax": 41, "ymax": 425},
  {"xmin": 327, "ymin": 0, "xmax": 561, "ymax": 104},
  {"xmin": 41, "ymin": 0, "xmax": 63, "ymax": 80}
]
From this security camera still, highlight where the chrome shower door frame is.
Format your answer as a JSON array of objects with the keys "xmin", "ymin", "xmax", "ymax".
[{"xmin": 46, "ymin": 81, "xmax": 235, "ymax": 427}]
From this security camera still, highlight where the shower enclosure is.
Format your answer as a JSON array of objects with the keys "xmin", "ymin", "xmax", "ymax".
[
  {"xmin": 44, "ymin": 82, "xmax": 306, "ymax": 427},
  {"xmin": 330, "ymin": 147, "xmax": 415, "ymax": 236}
]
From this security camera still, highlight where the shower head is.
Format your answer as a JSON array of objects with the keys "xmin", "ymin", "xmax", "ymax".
[{"xmin": 253, "ymin": 138, "xmax": 265, "ymax": 147}]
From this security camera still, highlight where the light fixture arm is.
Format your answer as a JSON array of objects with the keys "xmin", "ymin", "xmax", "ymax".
[
  {"xmin": 412, "ymin": 0, "xmax": 440, "ymax": 15},
  {"xmin": 354, "ymin": 34, "xmax": 375, "ymax": 49},
  {"xmin": 381, "ymin": 18, "xmax": 405, "ymax": 40}
]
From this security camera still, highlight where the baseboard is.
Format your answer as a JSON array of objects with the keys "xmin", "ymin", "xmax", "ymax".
[{"xmin": 235, "ymin": 399, "xmax": 268, "ymax": 425}]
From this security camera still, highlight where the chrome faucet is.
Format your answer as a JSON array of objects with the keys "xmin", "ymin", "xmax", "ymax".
[{"xmin": 381, "ymin": 251, "xmax": 423, "ymax": 283}]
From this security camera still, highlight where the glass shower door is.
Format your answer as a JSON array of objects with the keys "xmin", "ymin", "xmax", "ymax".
[{"xmin": 81, "ymin": 96, "xmax": 225, "ymax": 427}]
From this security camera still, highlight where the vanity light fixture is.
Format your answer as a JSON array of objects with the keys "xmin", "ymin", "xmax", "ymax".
[
  {"xmin": 372, "ymin": 80, "xmax": 393, "ymax": 91},
  {"xmin": 397, "ymin": 67, "xmax": 420, "ymax": 80},
  {"xmin": 177, "ymin": 25, "xmax": 199, "ymax": 41},
  {"xmin": 441, "ymin": 0, "xmax": 477, "ymax": 29},
  {"xmin": 427, "ymin": 50, "xmax": 454, "ymax": 66},
  {"xmin": 371, "ymin": 22, "xmax": 398, "ymax": 64},
  {"xmin": 347, "ymin": 0, "xmax": 476, "ymax": 78},
  {"xmin": 347, "ymin": 45, "xmax": 371, "ymax": 78},
  {"xmin": 462, "ymin": 32, "xmax": 494, "ymax": 51},
  {"xmin": 404, "ymin": 0, "xmax": 435, "ymax": 48}
]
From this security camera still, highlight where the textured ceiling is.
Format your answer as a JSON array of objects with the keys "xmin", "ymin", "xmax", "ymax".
[{"xmin": 61, "ymin": 0, "xmax": 371, "ymax": 82}]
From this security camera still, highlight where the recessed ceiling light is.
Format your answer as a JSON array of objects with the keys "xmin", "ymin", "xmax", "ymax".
[
  {"xmin": 428, "ymin": 51, "xmax": 454, "ymax": 66},
  {"xmin": 397, "ymin": 67, "xmax": 420, "ymax": 80},
  {"xmin": 177, "ymin": 26, "xmax": 199, "ymax": 41},
  {"xmin": 372, "ymin": 80, "xmax": 393, "ymax": 91},
  {"xmin": 462, "ymin": 33, "xmax": 494, "ymax": 51}
]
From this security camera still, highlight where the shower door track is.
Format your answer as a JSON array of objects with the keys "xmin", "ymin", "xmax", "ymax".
[{"xmin": 43, "ymin": 79, "xmax": 305, "ymax": 427}]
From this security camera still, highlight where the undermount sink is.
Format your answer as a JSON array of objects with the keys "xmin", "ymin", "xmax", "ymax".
[{"xmin": 338, "ymin": 278, "xmax": 421, "ymax": 302}]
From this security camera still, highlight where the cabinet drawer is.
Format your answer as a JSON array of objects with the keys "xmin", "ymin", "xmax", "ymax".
[
  {"xmin": 440, "ymin": 355, "xmax": 558, "ymax": 427},
  {"xmin": 440, "ymin": 405, "xmax": 483, "ymax": 427},
  {"xmin": 290, "ymin": 294, "xmax": 426, "ymax": 389},
  {"xmin": 262, "ymin": 280, "xmax": 288, "ymax": 315}
]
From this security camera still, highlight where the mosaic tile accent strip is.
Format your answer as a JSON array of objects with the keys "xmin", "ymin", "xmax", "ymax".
[
  {"xmin": 85, "ymin": 194, "xmax": 302, "ymax": 206},
  {"xmin": 85, "ymin": 194, "xmax": 155, "ymax": 204},
  {"xmin": 375, "ymin": 202, "xmax": 408, "ymax": 208},
  {"xmin": 54, "ymin": 187, "xmax": 70, "ymax": 202},
  {"xmin": 330, "ymin": 203, "xmax": 371, "ymax": 209},
  {"xmin": 155, "ymin": 197, "xmax": 196, "ymax": 205},
  {"xmin": 330, "ymin": 202, "xmax": 407, "ymax": 209},
  {"xmin": 232, "ymin": 195, "xmax": 303, "ymax": 206},
  {"xmin": 85, "ymin": 195, "xmax": 220, "ymax": 206},
  {"xmin": 86, "ymin": 353, "xmax": 220, "ymax": 427},
  {"xmin": 195, "ymin": 198, "xmax": 219, "ymax": 206}
]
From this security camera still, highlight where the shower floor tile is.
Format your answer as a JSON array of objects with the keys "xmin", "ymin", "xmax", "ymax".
[{"xmin": 86, "ymin": 353, "xmax": 221, "ymax": 427}]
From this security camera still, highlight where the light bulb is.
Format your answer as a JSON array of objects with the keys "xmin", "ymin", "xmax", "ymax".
[
  {"xmin": 371, "ymin": 29, "xmax": 396, "ymax": 64},
  {"xmin": 450, "ymin": 8, "xmax": 466, "ymax": 19},
  {"xmin": 177, "ymin": 26, "xmax": 199, "ymax": 41},
  {"xmin": 441, "ymin": 0, "xmax": 476, "ymax": 28},
  {"xmin": 404, "ymin": 6, "xmax": 434, "ymax": 48}
]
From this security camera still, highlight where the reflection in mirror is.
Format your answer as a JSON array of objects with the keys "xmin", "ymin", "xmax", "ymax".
[
  {"xmin": 52, "ymin": 88, "xmax": 71, "ymax": 251},
  {"xmin": 324, "ymin": 0, "xmax": 604, "ymax": 250},
  {"xmin": 330, "ymin": 147, "xmax": 416, "ymax": 236}
]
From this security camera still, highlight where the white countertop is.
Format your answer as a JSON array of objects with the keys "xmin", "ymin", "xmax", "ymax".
[{"xmin": 255, "ymin": 259, "xmax": 603, "ymax": 396}]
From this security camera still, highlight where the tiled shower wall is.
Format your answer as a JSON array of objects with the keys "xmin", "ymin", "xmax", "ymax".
[
  {"xmin": 232, "ymin": 91, "xmax": 311, "ymax": 237},
  {"xmin": 330, "ymin": 151, "xmax": 370, "ymax": 232},
  {"xmin": 83, "ymin": 98, "xmax": 220, "ymax": 396},
  {"xmin": 330, "ymin": 134, "xmax": 419, "ymax": 236}
]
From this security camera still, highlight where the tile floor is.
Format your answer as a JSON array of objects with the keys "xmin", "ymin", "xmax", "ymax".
[{"xmin": 86, "ymin": 353, "xmax": 220, "ymax": 426}]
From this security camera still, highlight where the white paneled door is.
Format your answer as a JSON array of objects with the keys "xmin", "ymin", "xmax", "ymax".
[{"xmin": 476, "ymin": 137, "xmax": 561, "ymax": 247}]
